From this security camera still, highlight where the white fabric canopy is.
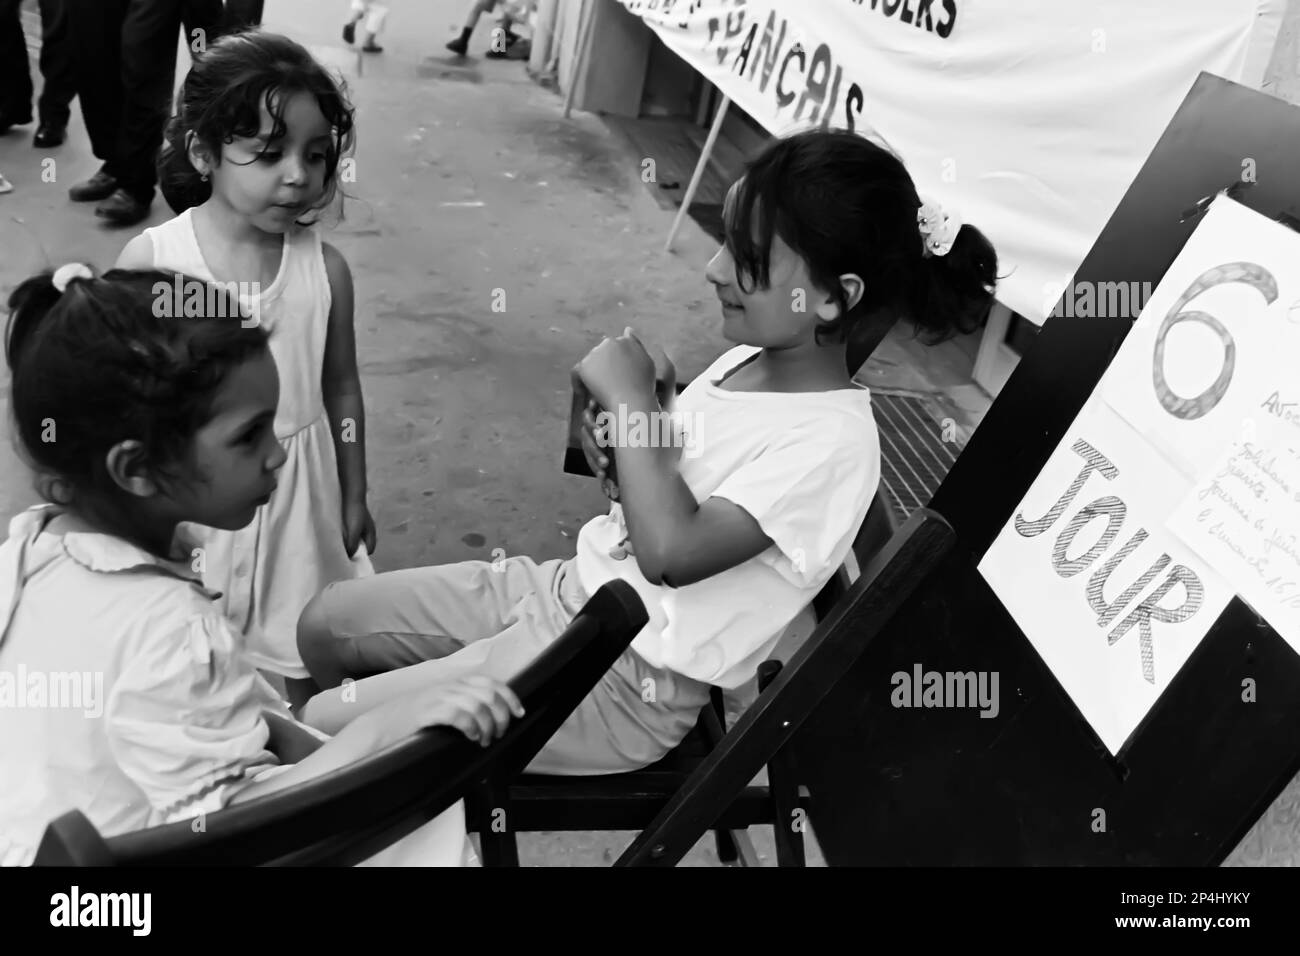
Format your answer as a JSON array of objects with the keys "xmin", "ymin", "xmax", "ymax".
[{"xmin": 615, "ymin": 0, "xmax": 1286, "ymax": 324}]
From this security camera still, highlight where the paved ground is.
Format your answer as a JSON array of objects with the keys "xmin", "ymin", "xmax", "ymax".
[{"xmin": 0, "ymin": 0, "xmax": 826, "ymax": 865}]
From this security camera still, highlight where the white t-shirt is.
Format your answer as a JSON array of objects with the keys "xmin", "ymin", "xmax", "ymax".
[
  {"xmin": 0, "ymin": 506, "xmax": 472, "ymax": 867},
  {"xmin": 574, "ymin": 345, "xmax": 881, "ymax": 688}
]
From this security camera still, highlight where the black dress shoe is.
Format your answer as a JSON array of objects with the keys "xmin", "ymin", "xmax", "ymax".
[
  {"xmin": 94, "ymin": 189, "xmax": 151, "ymax": 227},
  {"xmin": 69, "ymin": 170, "xmax": 119, "ymax": 202},
  {"xmin": 33, "ymin": 122, "xmax": 65, "ymax": 148},
  {"xmin": 0, "ymin": 110, "xmax": 34, "ymax": 134}
]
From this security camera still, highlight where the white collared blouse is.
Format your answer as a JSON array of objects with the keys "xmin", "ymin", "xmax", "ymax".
[{"xmin": 0, "ymin": 506, "xmax": 295, "ymax": 866}]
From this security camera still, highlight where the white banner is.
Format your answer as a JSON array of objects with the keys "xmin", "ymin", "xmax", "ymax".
[{"xmin": 614, "ymin": 0, "xmax": 1286, "ymax": 325}]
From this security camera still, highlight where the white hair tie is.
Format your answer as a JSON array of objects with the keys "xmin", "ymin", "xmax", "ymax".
[
  {"xmin": 52, "ymin": 262, "xmax": 94, "ymax": 293},
  {"xmin": 917, "ymin": 199, "xmax": 962, "ymax": 257}
]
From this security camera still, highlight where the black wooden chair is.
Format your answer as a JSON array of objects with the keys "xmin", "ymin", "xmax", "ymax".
[
  {"xmin": 32, "ymin": 581, "xmax": 647, "ymax": 867},
  {"xmin": 466, "ymin": 490, "xmax": 954, "ymax": 867},
  {"xmin": 614, "ymin": 508, "xmax": 953, "ymax": 865}
]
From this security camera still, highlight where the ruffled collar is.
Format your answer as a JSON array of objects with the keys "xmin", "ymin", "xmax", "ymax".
[{"xmin": 0, "ymin": 506, "xmax": 219, "ymax": 649}]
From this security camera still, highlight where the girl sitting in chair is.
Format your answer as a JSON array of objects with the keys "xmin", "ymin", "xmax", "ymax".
[{"xmin": 298, "ymin": 129, "xmax": 998, "ymax": 775}]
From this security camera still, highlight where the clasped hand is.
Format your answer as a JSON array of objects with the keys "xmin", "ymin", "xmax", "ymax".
[{"xmin": 572, "ymin": 328, "xmax": 676, "ymax": 500}]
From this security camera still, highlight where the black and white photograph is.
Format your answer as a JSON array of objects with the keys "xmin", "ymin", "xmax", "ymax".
[{"xmin": 1, "ymin": 0, "xmax": 1298, "ymax": 930}]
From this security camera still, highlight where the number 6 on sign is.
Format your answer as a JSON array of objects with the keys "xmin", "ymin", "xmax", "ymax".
[
  {"xmin": 1152, "ymin": 262, "xmax": 1277, "ymax": 420},
  {"xmin": 1102, "ymin": 196, "xmax": 1300, "ymax": 482}
]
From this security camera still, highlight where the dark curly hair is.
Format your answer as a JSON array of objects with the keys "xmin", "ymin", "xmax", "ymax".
[
  {"xmin": 5, "ymin": 268, "xmax": 270, "ymax": 508},
  {"xmin": 726, "ymin": 129, "xmax": 998, "ymax": 350},
  {"xmin": 158, "ymin": 28, "xmax": 356, "ymax": 217}
]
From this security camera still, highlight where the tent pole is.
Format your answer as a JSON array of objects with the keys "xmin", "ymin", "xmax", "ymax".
[
  {"xmin": 665, "ymin": 93, "xmax": 731, "ymax": 254},
  {"xmin": 563, "ymin": 0, "xmax": 597, "ymax": 119}
]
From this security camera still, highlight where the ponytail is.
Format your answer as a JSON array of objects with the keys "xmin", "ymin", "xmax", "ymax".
[
  {"xmin": 907, "ymin": 222, "xmax": 999, "ymax": 345},
  {"xmin": 5, "ymin": 269, "xmax": 87, "ymax": 371}
]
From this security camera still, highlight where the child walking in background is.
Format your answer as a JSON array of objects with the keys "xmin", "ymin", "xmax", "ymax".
[
  {"xmin": 117, "ymin": 31, "xmax": 375, "ymax": 708},
  {"xmin": 446, "ymin": 0, "xmax": 533, "ymax": 58},
  {"xmin": 0, "ymin": 267, "xmax": 521, "ymax": 867},
  {"xmin": 342, "ymin": 1, "xmax": 388, "ymax": 52},
  {"xmin": 297, "ymin": 129, "xmax": 998, "ymax": 773}
]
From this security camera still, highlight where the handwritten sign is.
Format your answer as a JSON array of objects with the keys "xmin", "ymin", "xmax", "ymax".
[
  {"xmin": 1166, "ymin": 414, "xmax": 1300, "ymax": 651},
  {"xmin": 979, "ymin": 401, "xmax": 1233, "ymax": 754},
  {"xmin": 977, "ymin": 195, "xmax": 1300, "ymax": 754}
]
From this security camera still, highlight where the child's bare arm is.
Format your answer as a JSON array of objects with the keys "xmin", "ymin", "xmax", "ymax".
[
  {"xmin": 576, "ymin": 331, "xmax": 772, "ymax": 587},
  {"xmin": 321, "ymin": 242, "xmax": 375, "ymax": 556},
  {"xmin": 233, "ymin": 677, "xmax": 523, "ymax": 804},
  {"xmin": 612, "ymin": 392, "xmax": 772, "ymax": 587},
  {"xmin": 299, "ymin": 654, "xmax": 458, "ymax": 735}
]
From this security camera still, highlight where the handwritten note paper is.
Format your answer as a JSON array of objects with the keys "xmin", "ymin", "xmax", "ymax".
[{"xmin": 1167, "ymin": 413, "xmax": 1300, "ymax": 652}]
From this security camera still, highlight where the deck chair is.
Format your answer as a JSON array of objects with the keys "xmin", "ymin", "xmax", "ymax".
[
  {"xmin": 467, "ymin": 484, "xmax": 924, "ymax": 866},
  {"xmin": 32, "ymin": 581, "xmax": 646, "ymax": 867}
]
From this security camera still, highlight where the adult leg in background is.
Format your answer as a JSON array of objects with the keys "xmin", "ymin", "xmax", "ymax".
[
  {"xmin": 65, "ymin": 0, "xmax": 127, "ymax": 195},
  {"xmin": 111, "ymin": 0, "xmax": 184, "ymax": 210},
  {"xmin": 35, "ymin": 0, "xmax": 76, "ymax": 138},
  {"xmin": 0, "ymin": 0, "xmax": 35, "ymax": 129},
  {"xmin": 445, "ymin": 0, "xmax": 500, "ymax": 56}
]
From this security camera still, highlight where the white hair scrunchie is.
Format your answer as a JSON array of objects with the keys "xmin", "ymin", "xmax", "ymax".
[
  {"xmin": 51, "ymin": 262, "xmax": 93, "ymax": 293},
  {"xmin": 917, "ymin": 199, "xmax": 962, "ymax": 258}
]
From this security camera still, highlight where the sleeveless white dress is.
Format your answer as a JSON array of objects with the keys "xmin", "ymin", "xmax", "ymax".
[{"xmin": 142, "ymin": 209, "xmax": 374, "ymax": 678}]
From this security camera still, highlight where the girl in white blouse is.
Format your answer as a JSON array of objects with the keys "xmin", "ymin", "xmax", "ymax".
[{"xmin": 0, "ymin": 265, "xmax": 521, "ymax": 867}]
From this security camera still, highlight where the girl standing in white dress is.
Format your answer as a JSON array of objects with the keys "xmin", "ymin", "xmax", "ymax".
[{"xmin": 117, "ymin": 31, "xmax": 374, "ymax": 707}]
